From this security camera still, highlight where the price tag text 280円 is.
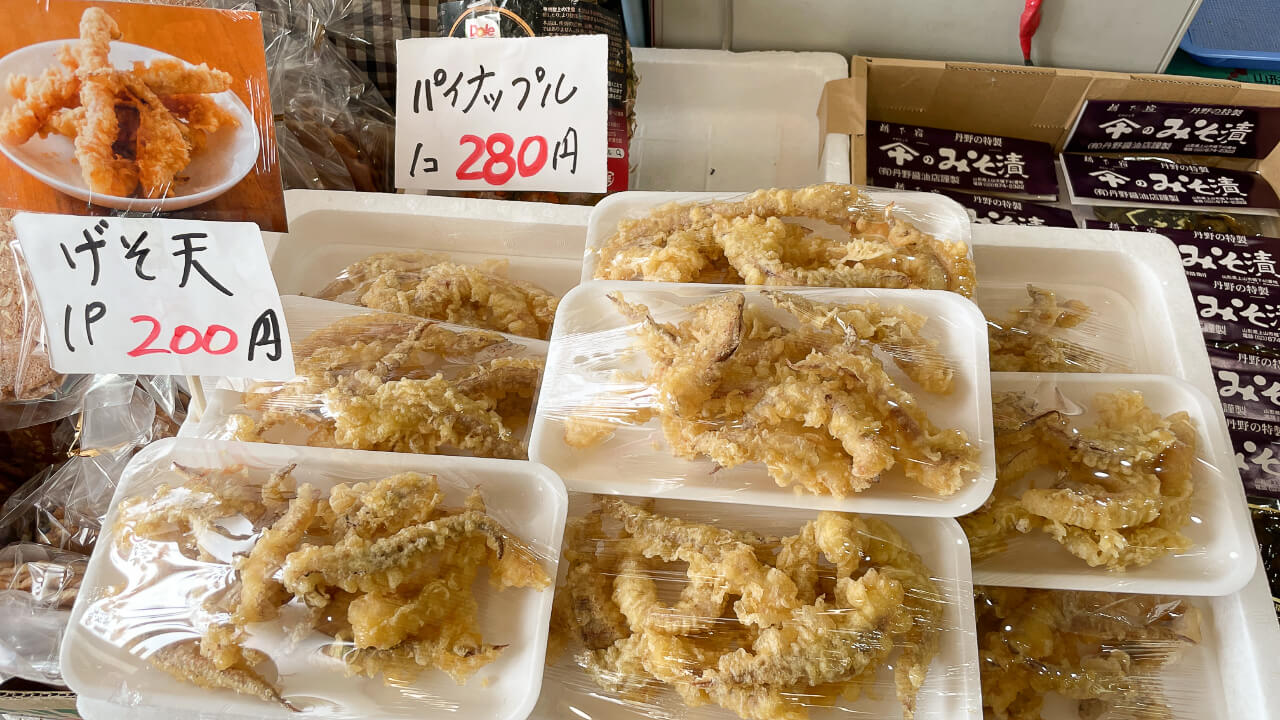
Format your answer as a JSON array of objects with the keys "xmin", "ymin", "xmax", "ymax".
[{"xmin": 394, "ymin": 35, "xmax": 608, "ymax": 193}]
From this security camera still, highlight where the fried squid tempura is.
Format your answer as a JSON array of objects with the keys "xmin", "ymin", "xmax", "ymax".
[
  {"xmin": 228, "ymin": 312, "xmax": 542, "ymax": 459},
  {"xmin": 124, "ymin": 76, "xmax": 190, "ymax": 198},
  {"xmin": 115, "ymin": 465, "xmax": 550, "ymax": 708},
  {"xmin": 128, "ymin": 59, "xmax": 232, "ymax": 95},
  {"xmin": 976, "ymin": 587, "xmax": 1202, "ymax": 720},
  {"xmin": 987, "ymin": 285, "xmax": 1115, "ymax": 373},
  {"xmin": 960, "ymin": 390, "xmax": 1196, "ymax": 570},
  {"xmin": 73, "ymin": 8, "xmax": 138, "ymax": 197},
  {"xmin": 1, "ymin": 7, "xmax": 239, "ymax": 199},
  {"xmin": 0, "ymin": 48, "xmax": 79, "ymax": 144},
  {"xmin": 563, "ymin": 291, "xmax": 976, "ymax": 498},
  {"xmin": 552, "ymin": 499, "xmax": 944, "ymax": 720},
  {"xmin": 595, "ymin": 184, "xmax": 977, "ymax": 296},
  {"xmin": 315, "ymin": 251, "xmax": 560, "ymax": 340}
]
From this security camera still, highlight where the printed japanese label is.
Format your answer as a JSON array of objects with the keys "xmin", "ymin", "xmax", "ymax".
[
  {"xmin": 1210, "ymin": 345, "xmax": 1280, "ymax": 423},
  {"xmin": 1207, "ymin": 344, "xmax": 1280, "ymax": 497},
  {"xmin": 394, "ymin": 36, "xmax": 608, "ymax": 192},
  {"xmin": 933, "ymin": 189, "xmax": 1077, "ymax": 227},
  {"xmin": 1229, "ymin": 426, "xmax": 1280, "ymax": 498},
  {"xmin": 1062, "ymin": 155, "xmax": 1280, "ymax": 210},
  {"xmin": 866, "ymin": 122, "xmax": 1058, "ymax": 198},
  {"xmin": 1087, "ymin": 221, "xmax": 1280, "ymax": 293},
  {"xmin": 1066, "ymin": 100, "xmax": 1280, "ymax": 159},
  {"xmin": 1191, "ymin": 281, "xmax": 1280, "ymax": 346},
  {"xmin": 13, "ymin": 214, "xmax": 294, "ymax": 379}
]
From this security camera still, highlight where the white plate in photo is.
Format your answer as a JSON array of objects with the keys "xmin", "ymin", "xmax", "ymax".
[{"xmin": 0, "ymin": 39, "xmax": 260, "ymax": 212}]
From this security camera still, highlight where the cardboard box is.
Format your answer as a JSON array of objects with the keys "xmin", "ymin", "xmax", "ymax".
[
  {"xmin": 0, "ymin": 686, "xmax": 79, "ymax": 718},
  {"xmin": 819, "ymin": 56, "xmax": 1280, "ymax": 191}
]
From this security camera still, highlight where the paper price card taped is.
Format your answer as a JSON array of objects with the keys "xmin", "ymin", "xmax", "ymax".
[
  {"xmin": 394, "ymin": 35, "xmax": 608, "ymax": 193},
  {"xmin": 13, "ymin": 213, "xmax": 294, "ymax": 380}
]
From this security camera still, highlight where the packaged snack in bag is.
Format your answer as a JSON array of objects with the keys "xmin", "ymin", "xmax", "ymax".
[{"xmin": 0, "ymin": 542, "xmax": 87, "ymax": 685}]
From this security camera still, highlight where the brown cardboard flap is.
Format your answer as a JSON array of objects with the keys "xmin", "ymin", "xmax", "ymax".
[
  {"xmin": 833, "ymin": 56, "xmax": 1280, "ymax": 196},
  {"xmin": 858, "ymin": 57, "xmax": 1095, "ymax": 145}
]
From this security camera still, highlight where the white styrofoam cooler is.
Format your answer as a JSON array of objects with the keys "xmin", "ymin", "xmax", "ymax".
[{"xmin": 630, "ymin": 49, "xmax": 850, "ymax": 190}]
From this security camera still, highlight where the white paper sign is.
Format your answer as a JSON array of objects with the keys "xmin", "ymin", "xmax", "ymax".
[
  {"xmin": 13, "ymin": 214, "xmax": 295, "ymax": 380},
  {"xmin": 395, "ymin": 35, "xmax": 608, "ymax": 193}
]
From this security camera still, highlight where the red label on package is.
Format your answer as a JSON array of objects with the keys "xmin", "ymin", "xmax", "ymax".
[
  {"xmin": 1066, "ymin": 100, "xmax": 1280, "ymax": 159},
  {"xmin": 1062, "ymin": 155, "xmax": 1280, "ymax": 210},
  {"xmin": 867, "ymin": 122, "xmax": 1057, "ymax": 198}
]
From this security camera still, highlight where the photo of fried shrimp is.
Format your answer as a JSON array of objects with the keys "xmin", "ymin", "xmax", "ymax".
[
  {"xmin": 0, "ymin": 7, "xmax": 240, "ymax": 199},
  {"xmin": 960, "ymin": 390, "xmax": 1196, "ymax": 571},
  {"xmin": 314, "ymin": 252, "xmax": 559, "ymax": 340},
  {"xmin": 986, "ymin": 285, "xmax": 1115, "ymax": 373},
  {"xmin": 561, "ymin": 290, "xmax": 977, "ymax": 498},
  {"xmin": 977, "ymin": 586, "xmax": 1202, "ymax": 720},
  {"xmin": 594, "ymin": 184, "xmax": 977, "ymax": 296},
  {"xmin": 226, "ymin": 312, "xmax": 543, "ymax": 459},
  {"xmin": 107, "ymin": 463, "xmax": 550, "ymax": 709},
  {"xmin": 549, "ymin": 498, "xmax": 944, "ymax": 720}
]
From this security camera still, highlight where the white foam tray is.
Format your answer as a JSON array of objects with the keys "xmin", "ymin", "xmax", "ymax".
[
  {"xmin": 975, "ymin": 554, "xmax": 1279, "ymax": 720},
  {"xmin": 529, "ymin": 497, "xmax": 980, "ymax": 720},
  {"xmin": 1212, "ymin": 554, "xmax": 1280, "ymax": 720},
  {"xmin": 977, "ymin": 372, "xmax": 1254, "ymax": 596},
  {"xmin": 62, "ymin": 438, "xmax": 567, "ymax": 720},
  {"xmin": 970, "ymin": 225, "xmax": 1201, "ymax": 380},
  {"xmin": 975, "ymin": 281, "xmax": 1144, "ymax": 373},
  {"xmin": 630, "ymin": 49, "xmax": 850, "ymax": 191},
  {"xmin": 180, "ymin": 294, "xmax": 549, "ymax": 442},
  {"xmin": 530, "ymin": 281, "xmax": 995, "ymax": 516},
  {"xmin": 273, "ymin": 190, "xmax": 592, "ymax": 300},
  {"xmin": 581, "ymin": 189, "xmax": 973, "ymax": 283}
]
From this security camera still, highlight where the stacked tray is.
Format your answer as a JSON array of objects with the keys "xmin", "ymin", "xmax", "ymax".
[{"xmin": 61, "ymin": 188, "xmax": 1280, "ymax": 720}]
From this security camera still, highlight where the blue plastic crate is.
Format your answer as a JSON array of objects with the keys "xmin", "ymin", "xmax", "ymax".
[{"xmin": 1181, "ymin": 0, "xmax": 1280, "ymax": 71}]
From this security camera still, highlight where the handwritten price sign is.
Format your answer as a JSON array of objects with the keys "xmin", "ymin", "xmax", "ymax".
[
  {"xmin": 394, "ymin": 35, "xmax": 608, "ymax": 193},
  {"xmin": 13, "ymin": 214, "xmax": 295, "ymax": 380}
]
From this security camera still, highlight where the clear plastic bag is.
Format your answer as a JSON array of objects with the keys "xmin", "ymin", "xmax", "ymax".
[
  {"xmin": 189, "ymin": 296, "xmax": 547, "ymax": 459},
  {"xmin": 585, "ymin": 184, "xmax": 976, "ymax": 297},
  {"xmin": 963, "ymin": 373, "xmax": 1254, "ymax": 596},
  {"xmin": 0, "ymin": 213, "xmax": 93, "ymax": 431},
  {"xmin": 310, "ymin": 250, "xmax": 562, "ymax": 340},
  {"xmin": 62, "ymin": 437, "xmax": 563, "ymax": 719},
  {"xmin": 260, "ymin": 0, "xmax": 395, "ymax": 192},
  {"xmin": 979, "ymin": 283, "xmax": 1134, "ymax": 374},
  {"xmin": 0, "ymin": 374, "xmax": 175, "ymax": 553},
  {"xmin": 0, "ymin": 420, "xmax": 74, "ymax": 501},
  {"xmin": 975, "ymin": 586, "xmax": 1219, "ymax": 720},
  {"xmin": 0, "ymin": 543, "xmax": 87, "ymax": 685},
  {"xmin": 532, "ymin": 283, "xmax": 994, "ymax": 515},
  {"xmin": 538, "ymin": 494, "xmax": 978, "ymax": 720}
]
